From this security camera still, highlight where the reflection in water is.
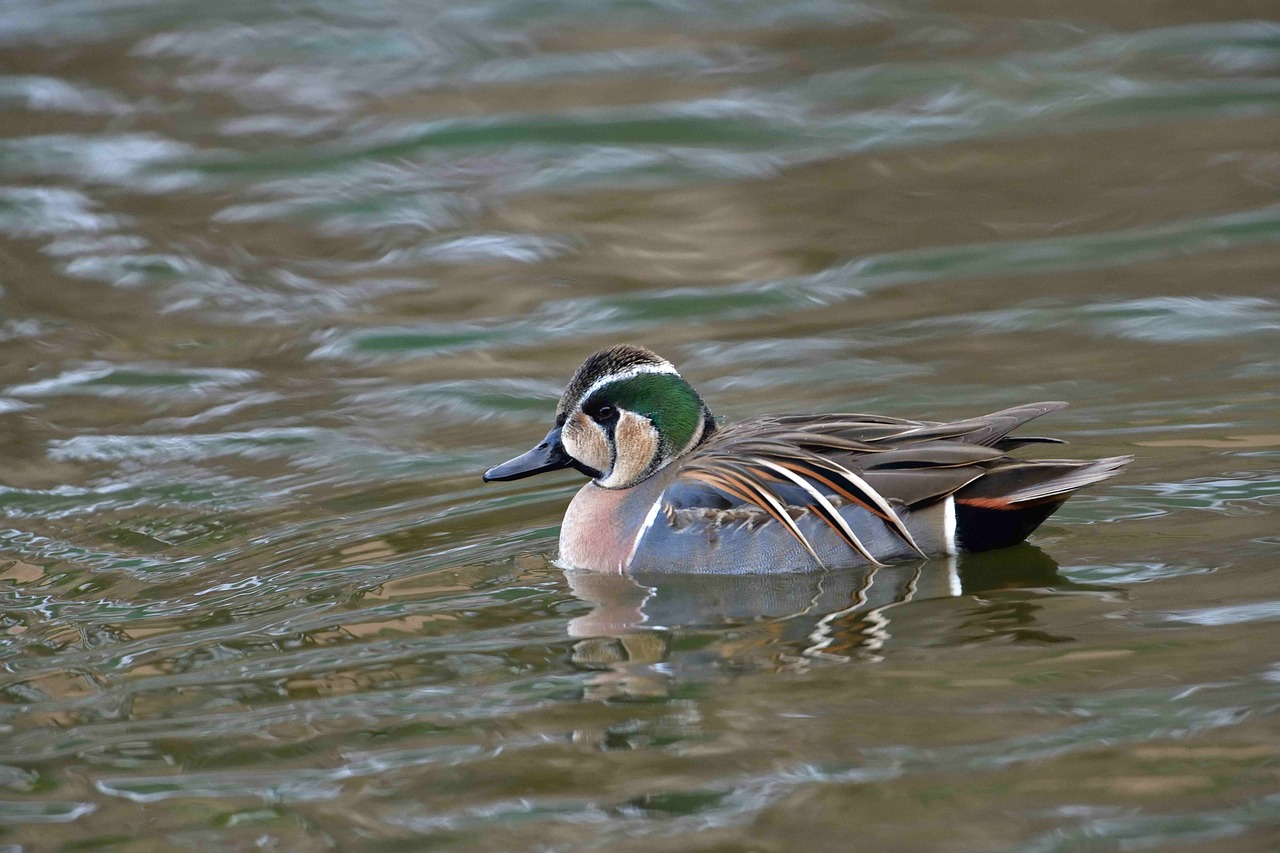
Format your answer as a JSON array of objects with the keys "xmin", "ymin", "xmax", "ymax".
[{"xmin": 567, "ymin": 546, "xmax": 1080, "ymax": 699}]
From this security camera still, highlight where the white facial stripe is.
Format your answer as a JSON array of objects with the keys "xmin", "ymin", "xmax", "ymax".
[
  {"xmin": 577, "ymin": 362, "xmax": 678, "ymax": 410},
  {"xmin": 677, "ymin": 410, "xmax": 707, "ymax": 458}
]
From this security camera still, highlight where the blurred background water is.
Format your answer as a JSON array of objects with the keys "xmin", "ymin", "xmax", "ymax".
[{"xmin": 1, "ymin": 0, "xmax": 1279, "ymax": 848}]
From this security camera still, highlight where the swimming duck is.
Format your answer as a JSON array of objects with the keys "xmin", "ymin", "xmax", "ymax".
[{"xmin": 483, "ymin": 345, "xmax": 1129, "ymax": 574}]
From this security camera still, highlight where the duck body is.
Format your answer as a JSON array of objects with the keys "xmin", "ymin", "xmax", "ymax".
[{"xmin": 484, "ymin": 345, "xmax": 1129, "ymax": 575}]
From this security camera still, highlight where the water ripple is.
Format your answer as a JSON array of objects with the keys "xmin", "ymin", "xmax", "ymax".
[
  {"xmin": 0, "ymin": 187, "xmax": 123, "ymax": 237},
  {"xmin": 7, "ymin": 365, "xmax": 260, "ymax": 400},
  {"xmin": 3, "ymin": 1, "xmax": 1279, "ymax": 848}
]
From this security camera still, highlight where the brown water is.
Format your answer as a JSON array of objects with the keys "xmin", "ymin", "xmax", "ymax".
[{"xmin": 2, "ymin": 1, "xmax": 1280, "ymax": 849}]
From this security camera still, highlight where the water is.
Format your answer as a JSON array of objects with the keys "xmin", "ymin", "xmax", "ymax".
[{"xmin": 2, "ymin": 0, "xmax": 1279, "ymax": 848}]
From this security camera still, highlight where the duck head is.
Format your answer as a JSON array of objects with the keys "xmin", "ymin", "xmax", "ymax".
[{"xmin": 483, "ymin": 345, "xmax": 716, "ymax": 490}]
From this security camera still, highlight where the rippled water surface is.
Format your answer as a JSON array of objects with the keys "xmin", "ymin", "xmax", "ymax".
[{"xmin": 2, "ymin": 0, "xmax": 1280, "ymax": 848}]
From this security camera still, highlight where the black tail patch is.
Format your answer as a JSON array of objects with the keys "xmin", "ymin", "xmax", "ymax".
[{"xmin": 954, "ymin": 498, "xmax": 1066, "ymax": 553}]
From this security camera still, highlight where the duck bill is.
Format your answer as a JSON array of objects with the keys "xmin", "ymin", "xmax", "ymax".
[{"xmin": 483, "ymin": 427, "xmax": 575, "ymax": 482}]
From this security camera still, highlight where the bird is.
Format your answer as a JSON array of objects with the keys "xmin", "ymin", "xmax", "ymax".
[{"xmin": 483, "ymin": 344, "xmax": 1129, "ymax": 574}]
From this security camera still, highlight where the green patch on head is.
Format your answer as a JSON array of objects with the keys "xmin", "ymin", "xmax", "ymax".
[{"xmin": 587, "ymin": 373, "xmax": 706, "ymax": 451}]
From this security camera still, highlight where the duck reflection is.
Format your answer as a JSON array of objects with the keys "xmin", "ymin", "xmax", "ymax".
[{"xmin": 567, "ymin": 545, "xmax": 1077, "ymax": 700}]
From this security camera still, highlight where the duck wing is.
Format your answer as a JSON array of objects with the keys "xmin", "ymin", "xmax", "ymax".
[
  {"xmin": 665, "ymin": 402, "xmax": 1129, "ymax": 565},
  {"xmin": 762, "ymin": 400, "xmax": 1069, "ymax": 447}
]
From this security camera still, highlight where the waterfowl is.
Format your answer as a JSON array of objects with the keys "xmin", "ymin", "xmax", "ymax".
[{"xmin": 483, "ymin": 345, "xmax": 1129, "ymax": 574}]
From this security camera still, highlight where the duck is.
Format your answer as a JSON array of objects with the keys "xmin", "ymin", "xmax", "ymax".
[{"xmin": 483, "ymin": 344, "xmax": 1130, "ymax": 574}]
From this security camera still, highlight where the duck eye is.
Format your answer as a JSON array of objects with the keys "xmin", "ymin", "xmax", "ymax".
[{"xmin": 588, "ymin": 404, "xmax": 615, "ymax": 422}]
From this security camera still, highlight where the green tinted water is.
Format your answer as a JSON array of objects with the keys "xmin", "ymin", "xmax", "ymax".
[{"xmin": 1, "ymin": 1, "xmax": 1279, "ymax": 849}]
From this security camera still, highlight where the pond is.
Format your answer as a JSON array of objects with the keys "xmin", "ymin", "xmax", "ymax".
[{"xmin": 1, "ymin": 0, "xmax": 1279, "ymax": 848}]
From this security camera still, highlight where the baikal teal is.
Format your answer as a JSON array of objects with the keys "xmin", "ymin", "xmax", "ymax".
[{"xmin": 484, "ymin": 344, "xmax": 1131, "ymax": 574}]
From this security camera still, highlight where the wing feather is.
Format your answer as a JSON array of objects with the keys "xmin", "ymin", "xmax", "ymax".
[
  {"xmin": 750, "ymin": 457, "xmax": 885, "ymax": 566},
  {"xmin": 685, "ymin": 465, "xmax": 824, "ymax": 566},
  {"xmin": 669, "ymin": 400, "xmax": 1124, "ymax": 564}
]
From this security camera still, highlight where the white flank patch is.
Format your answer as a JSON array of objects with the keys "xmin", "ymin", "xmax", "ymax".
[
  {"xmin": 625, "ymin": 497, "xmax": 664, "ymax": 570},
  {"xmin": 579, "ymin": 361, "xmax": 678, "ymax": 406},
  {"xmin": 943, "ymin": 495, "xmax": 957, "ymax": 556}
]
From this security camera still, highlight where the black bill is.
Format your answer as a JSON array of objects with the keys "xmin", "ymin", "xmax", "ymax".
[{"xmin": 483, "ymin": 427, "xmax": 575, "ymax": 482}]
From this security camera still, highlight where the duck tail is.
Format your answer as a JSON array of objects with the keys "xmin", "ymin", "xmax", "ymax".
[{"xmin": 953, "ymin": 455, "xmax": 1131, "ymax": 552}]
